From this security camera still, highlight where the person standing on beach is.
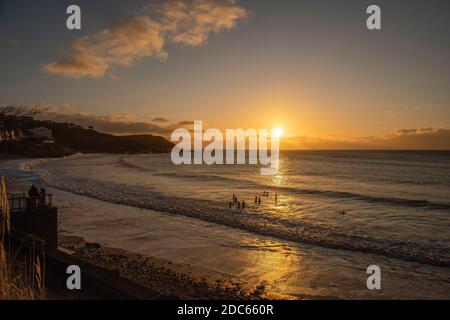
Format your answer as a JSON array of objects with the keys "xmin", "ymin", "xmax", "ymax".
[
  {"xmin": 242, "ymin": 201, "xmax": 246, "ymax": 209},
  {"xmin": 28, "ymin": 184, "xmax": 39, "ymax": 197}
]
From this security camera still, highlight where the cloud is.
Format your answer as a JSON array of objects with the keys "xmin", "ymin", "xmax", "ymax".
[
  {"xmin": 33, "ymin": 106, "xmax": 450, "ymax": 149},
  {"xmin": 395, "ymin": 127, "xmax": 434, "ymax": 136},
  {"xmin": 152, "ymin": 117, "xmax": 169, "ymax": 123},
  {"xmin": 177, "ymin": 120, "xmax": 194, "ymax": 126},
  {"xmin": 377, "ymin": 128, "xmax": 450, "ymax": 150},
  {"xmin": 283, "ymin": 128, "xmax": 450, "ymax": 150},
  {"xmin": 43, "ymin": 17, "xmax": 167, "ymax": 79},
  {"xmin": 0, "ymin": 34, "xmax": 21, "ymax": 45},
  {"xmin": 160, "ymin": 0, "xmax": 248, "ymax": 46},
  {"xmin": 42, "ymin": 0, "xmax": 248, "ymax": 79},
  {"xmin": 35, "ymin": 105, "xmax": 192, "ymax": 136}
]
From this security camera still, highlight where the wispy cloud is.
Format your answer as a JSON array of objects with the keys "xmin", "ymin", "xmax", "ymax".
[
  {"xmin": 42, "ymin": 0, "xmax": 248, "ymax": 79},
  {"xmin": 283, "ymin": 128, "xmax": 450, "ymax": 150},
  {"xmin": 159, "ymin": 0, "xmax": 248, "ymax": 46},
  {"xmin": 152, "ymin": 117, "xmax": 169, "ymax": 123},
  {"xmin": 177, "ymin": 120, "xmax": 194, "ymax": 126},
  {"xmin": 0, "ymin": 34, "xmax": 21, "ymax": 45},
  {"xmin": 43, "ymin": 17, "xmax": 166, "ymax": 79},
  {"xmin": 36, "ymin": 105, "xmax": 192, "ymax": 136}
]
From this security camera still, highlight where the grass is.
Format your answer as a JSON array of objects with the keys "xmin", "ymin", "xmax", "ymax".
[{"xmin": 0, "ymin": 176, "xmax": 45, "ymax": 300}]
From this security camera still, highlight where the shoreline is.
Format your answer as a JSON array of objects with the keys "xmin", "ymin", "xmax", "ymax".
[
  {"xmin": 2, "ymin": 154, "xmax": 450, "ymax": 300},
  {"xmin": 1, "ymin": 155, "xmax": 288, "ymax": 300},
  {"xmin": 59, "ymin": 235, "xmax": 293, "ymax": 300}
]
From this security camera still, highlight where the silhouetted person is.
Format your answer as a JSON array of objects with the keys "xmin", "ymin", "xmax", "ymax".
[
  {"xmin": 255, "ymin": 196, "xmax": 258, "ymax": 205},
  {"xmin": 237, "ymin": 202, "xmax": 241, "ymax": 209},
  {"xmin": 28, "ymin": 184, "xmax": 39, "ymax": 198},
  {"xmin": 275, "ymin": 193, "xmax": 278, "ymax": 203},
  {"xmin": 258, "ymin": 197, "xmax": 261, "ymax": 205},
  {"xmin": 242, "ymin": 201, "xmax": 246, "ymax": 209},
  {"xmin": 229, "ymin": 202, "xmax": 232, "ymax": 208}
]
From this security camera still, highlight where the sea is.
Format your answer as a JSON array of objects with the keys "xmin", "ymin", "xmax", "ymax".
[{"xmin": 1, "ymin": 151, "xmax": 449, "ymax": 299}]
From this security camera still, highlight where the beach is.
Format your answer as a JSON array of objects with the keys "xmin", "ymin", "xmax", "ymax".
[
  {"xmin": 61, "ymin": 237, "xmax": 277, "ymax": 300},
  {"xmin": 1, "ymin": 152, "xmax": 450, "ymax": 299}
]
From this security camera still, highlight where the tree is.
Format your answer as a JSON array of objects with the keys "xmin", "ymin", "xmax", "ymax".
[
  {"xmin": 0, "ymin": 105, "xmax": 50, "ymax": 139},
  {"xmin": 0, "ymin": 105, "xmax": 49, "ymax": 117}
]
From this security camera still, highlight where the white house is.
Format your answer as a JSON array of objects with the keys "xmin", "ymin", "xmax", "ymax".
[{"xmin": 28, "ymin": 127, "xmax": 52, "ymax": 139}]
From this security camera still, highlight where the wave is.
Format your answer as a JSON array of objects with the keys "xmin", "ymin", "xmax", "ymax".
[
  {"xmin": 281, "ymin": 186, "xmax": 450, "ymax": 210},
  {"xmin": 159, "ymin": 171, "xmax": 450, "ymax": 210},
  {"xmin": 118, "ymin": 157, "xmax": 450, "ymax": 210},
  {"xmin": 24, "ymin": 161, "xmax": 450, "ymax": 268},
  {"xmin": 118, "ymin": 157, "xmax": 152, "ymax": 171},
  {"xmin": 126, "ymin": 172, "xmax": 450, "ymax": 212}
]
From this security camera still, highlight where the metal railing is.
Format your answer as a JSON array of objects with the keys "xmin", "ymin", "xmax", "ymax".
[{"xmin": 7, "ymin": 192, "xmax": 53, "ymax": 213}]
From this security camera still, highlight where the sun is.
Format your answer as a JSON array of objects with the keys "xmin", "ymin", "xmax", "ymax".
[{"xmin": 273, "ymin": 127, "xmax": 283, "ymax": 138}]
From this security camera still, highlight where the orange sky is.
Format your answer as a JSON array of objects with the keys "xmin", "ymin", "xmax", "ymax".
[{"xmin": 1, "ymin": 0, "xmax": 449, "ymax": 149}]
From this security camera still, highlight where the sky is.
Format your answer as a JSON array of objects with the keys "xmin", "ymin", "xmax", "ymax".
[{"xmin": 0, "ymin": 0, "xmax": 449, "ymax": 149}]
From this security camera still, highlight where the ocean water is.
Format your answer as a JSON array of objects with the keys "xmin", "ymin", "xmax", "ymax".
[{"xmin": 2, "ymin": 151, "xmax": 450, "ymax": 299}]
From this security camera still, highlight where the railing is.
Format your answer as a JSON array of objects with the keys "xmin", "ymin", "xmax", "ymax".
[{"xmin": 7, "ymin": 192, "xmax": 53, "ymax": 213}]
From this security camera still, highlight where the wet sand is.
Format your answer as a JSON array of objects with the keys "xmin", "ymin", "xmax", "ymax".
[
  {"xmin": 60, "ymin": 236, "xmax": 285, "ymax": 300},
  {"xmin": 3, "ymin": 156, "xmax": 450, "ymax": 300}
]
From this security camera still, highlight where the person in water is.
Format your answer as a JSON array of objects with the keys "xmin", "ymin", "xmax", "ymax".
[
  {"xmin": 258, "ymin": 197, "xmax": 261, "ymax": 205},
  {"xmin": 242, "ymin": 201, "xmax": 246, "ymax": 209},
  {"xmin": 237, "ymin": 202, "xmax": 241, "ymax": 209}
]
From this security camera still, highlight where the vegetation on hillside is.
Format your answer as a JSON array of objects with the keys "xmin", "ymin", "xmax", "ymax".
[{"xmin": 0, "ymin": 105, "xmax": 174, "ymax": 157}]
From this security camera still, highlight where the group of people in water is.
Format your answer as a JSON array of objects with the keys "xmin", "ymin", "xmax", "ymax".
[{"xmin": 229, "ymin": 191, "xmax": 278, "ymax": 210}]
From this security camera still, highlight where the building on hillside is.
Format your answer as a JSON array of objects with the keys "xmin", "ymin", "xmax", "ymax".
[
  {"xmin": 0, "ymin": 125, "xmax": 20, "ymax": 142},
  {"xmin": 28, "ymin": 127, "xmax": 52, "ymax": 139}
]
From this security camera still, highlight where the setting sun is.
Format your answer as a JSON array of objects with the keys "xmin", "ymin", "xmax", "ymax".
[{"xmin": 273, "ymin": 128, "xmax": 283, "ymax": 138}]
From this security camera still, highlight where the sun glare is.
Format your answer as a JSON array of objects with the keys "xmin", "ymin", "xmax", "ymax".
[{"xmin": 273, "ymin": 127, "xmax": 283, "ymax": 138}]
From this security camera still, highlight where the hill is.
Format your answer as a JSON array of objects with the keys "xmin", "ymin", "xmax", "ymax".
[
  {"xmin": 0, "ymin": 115, "xmax": 174, "ymax": 157},
  {"xmin": 49, "ymin": 124, "xmax": 173, "ymax": 154}
]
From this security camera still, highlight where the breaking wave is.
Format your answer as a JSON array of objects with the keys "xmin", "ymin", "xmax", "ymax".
[{"xmin": 23, "ymin": 158, "xmax": 450, "ymax": 267}]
